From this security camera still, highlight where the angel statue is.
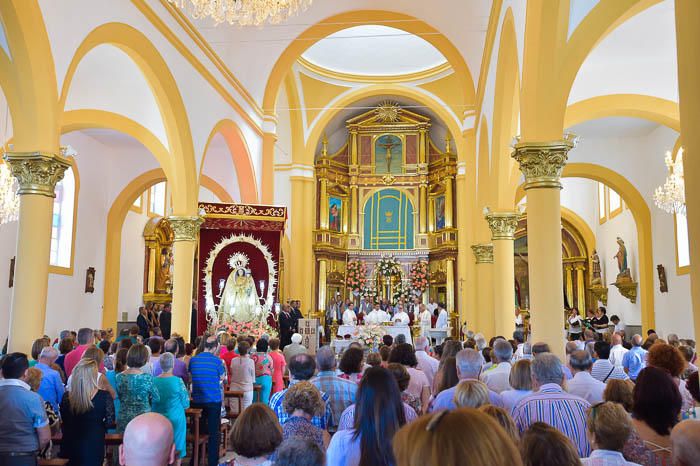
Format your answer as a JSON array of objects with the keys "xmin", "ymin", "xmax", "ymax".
[{"xmin": 219, "ymin": 252, "xmax": 261, "ymax": 323}]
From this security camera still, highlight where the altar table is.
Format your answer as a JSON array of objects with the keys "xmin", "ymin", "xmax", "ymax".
[{"xmin": 334, "ymin": 324, "xmax": 413, "ymax": 351}]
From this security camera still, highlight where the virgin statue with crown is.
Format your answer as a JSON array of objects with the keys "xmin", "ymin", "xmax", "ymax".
[{"xmin": 219, "ymin": 252, "xmax": 261, "ymax": 322}]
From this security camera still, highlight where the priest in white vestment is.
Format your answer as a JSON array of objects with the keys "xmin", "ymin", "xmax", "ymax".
[
  {"xmin": 365, "ymin": 304, "xmax": 383, "ymax": 325},
  {"xmin": 436, "ymin": 305, "xmax": 449, "ymax": 329},
  {"xmin": 392, "ymin": 305, "xmax": 410, "ymax": 325},
  {"xmin": 419, "ymin": 304, "xmax": 432, "ymax": 337},
  {"xmin": 342, "ymin": 307, "xmax": 357, "ymax": 326}
]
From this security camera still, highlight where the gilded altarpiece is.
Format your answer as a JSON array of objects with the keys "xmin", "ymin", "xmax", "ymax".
[
  {"xmin": 143, "ymin": 217, "xmax": 175, "ymax": 304},
  {"xmin": 313, "ymin": 103, "xmax": 459, "ymax": 333}
]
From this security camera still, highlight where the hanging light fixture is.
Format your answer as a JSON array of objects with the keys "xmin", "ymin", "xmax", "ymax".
[
  {"xmin": 167, "ymin": 0, "xmax": 312, "ymax": 26},
  {"xmin": 0, "ymin": 102, "xmax": 19, "ymax": 226},
  {"xmin": 653, "ymin": 149, "xmax": 686, "ymax": 216}
]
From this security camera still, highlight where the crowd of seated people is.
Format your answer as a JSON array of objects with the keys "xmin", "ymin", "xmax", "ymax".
[{"xmin": 1, "ymin": 318, "xmax": 700, "ymax": 466}]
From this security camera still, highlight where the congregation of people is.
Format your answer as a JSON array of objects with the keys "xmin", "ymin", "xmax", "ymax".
[{"xmin": 2, "ymin": 304, "xmax": 700, "ymax": 466}]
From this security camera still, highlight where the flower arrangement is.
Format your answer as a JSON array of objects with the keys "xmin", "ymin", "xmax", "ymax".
[
  {"xmin": 376, "ymin": 256, "xmax": 401, "ymax": 277},
  {"xmin": 392, "ymin": 280, "xmax": 411, "ymax": 305},
  {"xmin": 346, "ymin": 260, "xmax": 368, "ymax": 292},
  {"xmin": 409, "ymin": 260, "xmax": 430, "ymax": 293},
  {"xmin": 216, "ymin": 320, "xmax": 278, "ymax": 340},
  {"xmin": 361, "ymin": 285, "xmax": 379, "ymax": 303},
  {"xmin": 352, "ymin": 324, "xmax": 387, "ymax": 349}
]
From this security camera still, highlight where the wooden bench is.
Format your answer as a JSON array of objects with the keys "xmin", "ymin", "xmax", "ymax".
[
  {"xmin": 39, "ymin": 460, "xmax": 69, "ymax": 466},
  {"xmin": 186, "ymin": 408, "xmax": 207, "ymax": 466}
]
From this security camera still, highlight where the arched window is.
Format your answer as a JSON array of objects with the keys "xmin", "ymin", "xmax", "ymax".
[
  {"xmin": 50, "ymin": 166, "xmax": 76, "ymax": 269},
  {"xmin": 148, "ymin": 181, "xmax": 167, "ymax": 217},
  {"xmin": 674, "ymin": 148, "xmax": 690, "ymax": 274}
]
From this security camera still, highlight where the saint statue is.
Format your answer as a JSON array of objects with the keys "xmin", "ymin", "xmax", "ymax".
[
  {"xmin": 219, "ymin": 253, "xmax": 260, "ymax": 322},
  {"xmin": 591, "ymin": 250, "xmax": 602, "ymax": 284},
  {"xmin": 614, "ymin": 237, "xmax": 629, "ymax": 277},
  {"xmin": 157, "ymin": 248, "xmax": 173, "ymax": 292}
]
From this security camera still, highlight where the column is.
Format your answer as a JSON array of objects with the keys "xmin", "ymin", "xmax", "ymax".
[
  {"xmin": 575, "ymin": 264, "xmax": 586, "ymax": 312},
  {"xmin": 419, "ymin": 183, "xmax": 428, "ymax": 233},
  {"xmin": 319, "ymin": 178, "xmax": 328, "ymax": 229},
  {"xmin": 471, "ymin": 243, "xmax": 494, "ymax": 336},
  {"xmin": 5, "ymin": 152, "xmax": 70, "ymax": 353},
  {"xmin": 290, "ymin": 174, "xmax": 315, "ymax": 314},
  {"xmin": 446, "ymin": 257, "xmax": 455, "ymax": 315},
  {"xmin": 168, "ymin": 215, "xmax": 203, "ymax": 341},
  {"xmin": 675, "ymin": 0, "xmax": 700, "ymax": 339},
  {"xmin": 485, "ymin": 211, "xmax": 519, "ymax": 338},
  {"xmin": 565, "ymin": 265, "xmax": 574, "ymax": 309},
  {"xmin": 350, "ymin": 185, "xmax": 359, "ymax": 234},
  {"xmin": 512, "ymin": 138, "xmax": 574, "ymax": 357},
  {"xmin": 317, "ymin": 259, "xmax": 327, "ymax": 311},
  {"xmin": 445, "ymin": 176, "xmax": 454, "ymax": 229}
]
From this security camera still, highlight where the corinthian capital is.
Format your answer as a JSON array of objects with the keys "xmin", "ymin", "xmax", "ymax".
[
  {"xmin": 471, "ymin": 243, "xmax": 494, "ymax": 264},
  {"xmin": 168, "ymin": 216, "xmax": 204, "ymax": 242},
  {"xmin": 484, "ymin": 211, "xmax": 520, "ymax": 240},
  {"xmin": 3, "ymin": 152, "xmax": 71, "ymax": 197},
  {"xmin": 511, "ymin": 136, "xmax": 576, "ymax": 189}
]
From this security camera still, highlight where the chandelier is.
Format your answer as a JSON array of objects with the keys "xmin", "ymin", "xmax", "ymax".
[
  {"xmin": 653, "ymin": 149, "xmax": 686, "ymax": 216},
  {"xmin": 167, "ymin": 0, "xmax": 312, "ymax": 26},
  {"xmin": 0, "ymin": 159, "xmax": 19, "ymax": 225}
]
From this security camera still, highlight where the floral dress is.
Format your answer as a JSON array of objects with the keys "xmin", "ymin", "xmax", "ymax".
[
  {"xmin": 252, "ymin": 352, "xmax": 274, "ymax": 404},
  {"xmin": 116, "ymin": 372, "xmax": 160, "ymax": 432},
  {"xmin": 282, "ymin": 416, "xmax": 325, "ymax": 451}
]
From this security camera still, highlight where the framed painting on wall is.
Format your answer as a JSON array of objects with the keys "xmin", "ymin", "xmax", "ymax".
[
  {"xmin": 329, "ymin": 197, "xmax": 342, "ymax": 232},
  {"xmin": 435, "ymin": 195, "xmax": 446, "ymax": 230}
]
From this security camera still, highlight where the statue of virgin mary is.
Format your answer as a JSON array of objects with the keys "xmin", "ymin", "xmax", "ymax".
[{"xmin": 219, "ymin": 253, "xmax": 260, "ymax": 322}]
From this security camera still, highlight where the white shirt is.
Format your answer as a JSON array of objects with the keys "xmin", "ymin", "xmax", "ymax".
[
  {"xmin": 480, "ymin": 362, "xmax": 512, "ymax": 393},
  {"xmin": 419, "ymin": 310, "xmax": 432, "ymax": 327},
  {"xmin": 513, "ymin": 343, "xmax": 525, "ymax": 362},
  {"xmin": 415, "ymin": 350, "xmax": 439, "ymax": 390},
  {"xmin": 436, "ymin": 309, "xmax": 448, "ymax": 328},
  {"xmin": 376, "ymin": 310, "xmax": 390, "ymax": 323},
  {"xmin": 581, "ymin": 449, "xmax": 641, "ymax": 465},
  {"xmin": 392, "ymin": 311, "xmax": 409, "ymax": 325},
  {"xmin": 342, "ymin": 309, "xmax": 357, "ymax": 326},
  {"xmin": 609, "ymin": 345, "xmax": 629, "ymax": 367},
  {"xmin": 364, "ymin": 310, "xmax": 381, "ymax": 325},
  {"xmin": 427, "ymin": 302, "xmax": 438, "ymax": 313},
  {"xmin": 566, "ymin": 371, "xmax": 606, "ymax": 404}
]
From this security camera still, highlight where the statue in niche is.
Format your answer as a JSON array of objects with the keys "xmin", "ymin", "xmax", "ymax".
[
  {"xmin": 219, "ymin": 252, "xmax": 261, "ymax": 322},
  {"xmin": 157, "ymin": 247, "xmax": 173, "ymax": 293},
  {"xmin": 614, "ymin": 237, "xmax": 631, "ymax": 279},
  {"xmin": 591, "ymin": 250, "xmax": 602, "ymax": 285}
]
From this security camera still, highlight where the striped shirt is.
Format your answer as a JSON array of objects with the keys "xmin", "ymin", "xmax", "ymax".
[
  {"xmin": 189, "ymin": 352, "xmax": 225, "ymax": 404},
  {"xmin": 311, "ymin": 371, "xmax": 357, "ymax": 432},
  {"xmin": 591, "ymin": 359, "xmax": 629, "ymax": 383},
  {"xmin": 269, "ymin": 380, "xmax": 333, "ymax": 429},
  {"xmin": 512, "ymin": 383, "xmax": 591, "ymax": 457}
]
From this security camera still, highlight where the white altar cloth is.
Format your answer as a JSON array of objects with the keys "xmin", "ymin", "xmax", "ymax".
[{"xmin": 336, "ymin": 324, "xmax": 413, "ymax": 345}]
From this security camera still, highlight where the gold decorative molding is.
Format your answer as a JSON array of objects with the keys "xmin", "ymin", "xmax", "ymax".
[
  {"xmin": 484, "ymin": 211, "xmax": 519, "ymax": 240},
  {"xmin": 612, "ymin": 276, "xmax": 638, "ymax": 304},
  {"xmin": 511, "ymin": 136, "xmax": 577, "ymax": 190},
  {"xmin": 3, "ymin": 152, "xmax": 71, "ymax": 197},
  {"xmin": 168, "ymin": 216, "xmax": 204, "ymax": 242},
  {"xmin": 589, "ymin": 283, "xmax": 609, "ymax": 306},
  {"xmin": 471, "ymin": 243, "xmax": 494, "ymax": 264}
]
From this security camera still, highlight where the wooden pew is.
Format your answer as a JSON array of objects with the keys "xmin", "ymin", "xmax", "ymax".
[{"xmin": 186, "ymin": 408, "xmax": 207, "ymax": 466}]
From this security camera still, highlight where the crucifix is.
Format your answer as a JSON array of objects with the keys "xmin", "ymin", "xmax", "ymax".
[{"xmin": 378, "ymin": 138, "xmax": 399, "ymax": 172}]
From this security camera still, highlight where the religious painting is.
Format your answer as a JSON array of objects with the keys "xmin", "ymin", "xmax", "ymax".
[
  {"xmin": 657, "ymin": 264, "xmax": 668, "ymax": 293},
  {"xmin": 363, "ymin": 188, "xmax": 414, "ymax": 250},
  {"xmin": 329, "ymin": 197, "xmax": 342, "ymax": 232},
  {"xmin": 85, "ymin": 267, "xmax": 95, "ymax": 293},
  {"xmin": 374, "ymin": 134, "xmax": 403, "ymax": 174},
  {"xmin": 435, "ymin": 195, "xmax": 446, "ymax": 230}
]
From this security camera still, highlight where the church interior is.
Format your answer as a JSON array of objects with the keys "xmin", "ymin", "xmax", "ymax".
[{"xmin": 1, "ymin": 0, "xmax": 700, "ymax": 465}]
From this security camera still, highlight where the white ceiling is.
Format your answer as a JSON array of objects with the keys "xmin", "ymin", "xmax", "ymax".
[
  {"xmin": 190, "ymin": 0, "xmax": 491, "ymax": 102},
  {"xmin": 569, "ymin": 116, "xmax": 661, "ymax": 139},
  {"xmin": 301, "ymin": 25, "xmax": 447, "ymax": 76}
]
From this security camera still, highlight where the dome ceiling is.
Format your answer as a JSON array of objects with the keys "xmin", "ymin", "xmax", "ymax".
[{"xmin": 301, "ymin": 25, "xmax": 448, "ymax": 77}]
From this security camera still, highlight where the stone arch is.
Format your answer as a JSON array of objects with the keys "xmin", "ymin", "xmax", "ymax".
[
  {"xmin": 59, "ymin": 22, "xmax": 197, "ymax": 215},
  {"xmin": 199, "ymin": 119, "xmax": 258, "ymax": 203}
]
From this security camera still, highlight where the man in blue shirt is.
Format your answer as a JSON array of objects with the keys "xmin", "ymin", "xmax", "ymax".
[
  {"xmin": 189, "ymin": 336, "xmax": 225, "ymax": 466},
  {"xmin": 622, "ymin": 334, "xmax": 647, "ymax": 381},
  {"xmin": 35, "ymin": 346, "xmax": 64, "ymax": 413},
  {"xmin": 0, "ymin": 352, "xmax": 51, "ymax": 465}
]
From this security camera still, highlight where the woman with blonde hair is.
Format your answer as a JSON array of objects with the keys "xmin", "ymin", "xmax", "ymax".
[
  {"xmin": 500, "ymin": 359, "xmax": 533, "ymax": 412},
  {"xmin": 393, "ymin": 408, "xmax": 522, "ymax": 466},
  {"xmin": 281, "ymin": 381, "xmax": 330, "ymax": 450},
  {"xmin": 603, "ymin": 379, "xmax": 635, "ymax": 412},
  {"xmin": 582, "ymin": 402, "xmax": 635, "ymax": 465},
  {"xmin": 59, "ymin": 359, "xmax": 115, "ymax": 466},
  {"xmin": 453, "ymin": 380, "xmax": 490, "ymax": 409}
]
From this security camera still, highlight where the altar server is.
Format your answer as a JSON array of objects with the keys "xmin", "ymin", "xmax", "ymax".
[
  {"xmin": 436, "ymin": 304, "xmax": 449, "ymax": 329},
  {"xmin": 392, "ymin": 305, "xmax": 410, "ymax": 325},
  {"xmin": 419, "ymin": 304, "xmax": 432, "ymax": 337},
  {"xmin": 342, "ymin": 307, "xmax": 358, "ymax": 326}
]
